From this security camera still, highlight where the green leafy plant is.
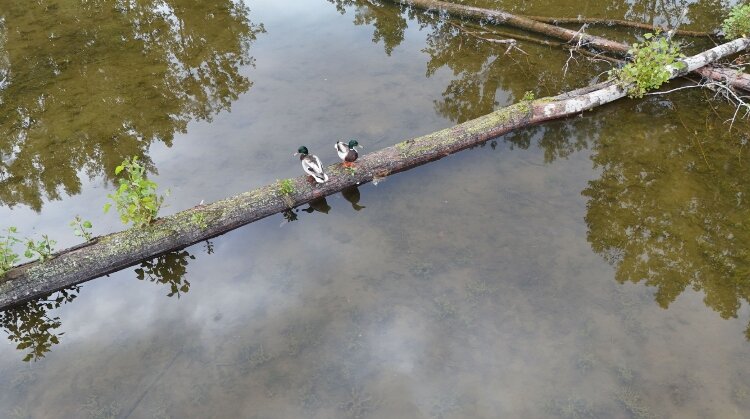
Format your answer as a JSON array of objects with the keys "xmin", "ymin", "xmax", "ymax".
[
  {"xmin": 277, "ymin": 178, "xmax": 296, "ymax": 208},
  {"xmin": 610, "ymin": 32, "xmax": 686, "ymax": 98},
  {"xmin": 191, "ymin": 212, "xmax": 208, "ymax": 230},
  {"xmin": 104, "ymin": 156, "xmax": 167, "ymax": 227},
  {"xmin": 522, "ymin": 90, "xmax": 535, "ymax": 101},
  {"xmin": 1, "ymin": 227, "xmax": 22, "ymax": 276},
  {"xmin": 25, "ymin": 234, "xmax": 56, "ymax": 262},
  {"xmin": 278, "ymin": 178, "xmax": 295, "ymax": 195},
  {"xmin": 723, "ymin": 4, "xmax": 750, "ymax": 40},
  {"xmin": 69, "ymin": 215, "xmax": 93, "ymax": 241}
]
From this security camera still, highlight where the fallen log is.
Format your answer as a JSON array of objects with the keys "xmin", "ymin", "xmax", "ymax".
[
  {"xmin": 522, "ymin": 15, "xmax": 711, "ymax": 37},
  {"xmin": 395, "ymin": 0, "xmax": 750, "ymax": 92},
  {"xmin": 1, "ymin": 37, "xmax": 748, "ymax": 310}
]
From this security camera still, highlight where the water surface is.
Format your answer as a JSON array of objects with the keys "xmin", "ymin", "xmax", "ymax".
[{"xmin": 1, "ymin": 0, "xmax": 749, "ymax": 418}]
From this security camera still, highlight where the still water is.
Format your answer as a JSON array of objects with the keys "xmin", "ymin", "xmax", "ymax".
[{"xmin": 1, "ymin": 0, "xmax": 749, "ymax": 417}]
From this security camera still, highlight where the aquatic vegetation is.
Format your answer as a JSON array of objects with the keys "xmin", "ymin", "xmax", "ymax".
[
  {"xmin": 81, "ymin": 394, "xmax": 121, "ymax": 419},
  {"xmin": 433, "ymin": 297, "xmax": 460, "ymax": 320},
  {"xmin": 104, "ymin": 156, "xmax": 167, "ymax": 227},
  {"xmin": 339, "ymin": 386, "xmax": 377, "ymax": 419},
  {"xmin": 237, "ymin": 343, "xmax": 275, "ymax": 373},
  {"xmin": 616, "ymin": 388, "xmax": 657, "ymax": 419},
  {"xmin": 610, "ymin": 33, "xmax": 685, "ymax": 98},
  {"xmin": 544, "ymin": 396, "xmax": 596, "ymax": 419},
  {"xmin": 723, "ymin": 4, "xmax": 750, "ymax": 40},
  {"xmin": 615, "ymin": 364, "xmax": 634, "ymax": 385},
  {"xmin": 0, "ymin": 227, "xmax": 22, "ymax": 276},
  {"xmin": 409, "ymin": 261, "xmax": 436, "ymax": 279},
  {"xmin": 575, "ymin": 351, "xmax": 597, "ymax": 373},
  {"xmin": 69, "ymin": 216, "xmax": 94, "ymax": 241},
  {"xmin": 9, "ymin": 406, "xmax": 32, "ymax": 419},
  {"xmin": 464, "ymin": 278, "xmax": 497, "ymax": 301},
  {"xmin": 24, "ymin": 235, "xmax": 56, "ymax": 262}
]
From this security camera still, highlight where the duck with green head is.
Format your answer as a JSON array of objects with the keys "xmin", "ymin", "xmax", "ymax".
[
  {"xmin": 335, "ymin": 139, "xmax": 363, "ymax": 167},
  {"xmin": 294, "ymin": 146, "xmax": 328, "ymax": 183}
]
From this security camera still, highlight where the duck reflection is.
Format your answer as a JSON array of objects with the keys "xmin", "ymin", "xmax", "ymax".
[
  {"xmin": 302, "ymin": 197, "xmax": 332, "ymax": 214},
  {"xmin": 342, "ymin": 186, "xmax": 366, "ymax": 211}
]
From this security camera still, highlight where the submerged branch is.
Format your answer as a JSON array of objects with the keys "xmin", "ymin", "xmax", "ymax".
[
  {"xmin": 523, "ymin": 15, "xmax": 712, "ymax": 37},
  {"xmin": 396, "ymin": 0, "xmax": 750, "ymax": 92}
]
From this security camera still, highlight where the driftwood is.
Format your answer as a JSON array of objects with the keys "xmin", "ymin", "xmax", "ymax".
[
  {"xmin": 396, "ymin": 0, "xmax": 750, "ymax": 92},
  {"xmin": 1, "ymin": 37, "xmax": 748, "ymax": 310},
  {"xmin": 522, "ymin": 15, "xmax": 712, "ymax": 37}
]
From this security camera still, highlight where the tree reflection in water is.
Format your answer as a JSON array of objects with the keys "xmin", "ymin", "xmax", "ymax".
[
  {"xmin": 0, "ymin": 249, "xmax": 196, "ymax": 361},
  {"xmin": 0, "ymin": 0, "xmax": 265, "ymax": 210},
  {"xmin": 328, "ymin": 0, "xmax": 750, "ymax": 338},
  {"xmin": 0, "ymin": 286, "xmax": 79, "ymax": 362},
  {"xmin": 583, "ymin": 102, "xmax": 750, "ymax": 338}
]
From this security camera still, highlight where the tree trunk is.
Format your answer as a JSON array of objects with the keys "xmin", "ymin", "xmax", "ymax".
[
  {"xmin": 1, "ymin": 37, "xmax": 748, "ymax": 310},
  {"xmin": 396, "ymin": 0, "xmax": 750, "ymax": 92},
  {"xmin": 522, "ymin": 15, "xmax": 711, "ymax": 37}
]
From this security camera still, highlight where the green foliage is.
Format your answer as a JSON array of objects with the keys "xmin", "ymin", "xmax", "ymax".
[
  {"xmin": 24, "ymin": 234, "xmax": 56, "ymax": 262},
  {"xmin": 191, "ymin": 212, "xmax": 208, "ymax": 230},
  {"xmin": 522, "ymin": 90, "xmax": 536, "ymax": 101},
  {"xmin": 278, "ymin": 178, "xmax": 295, "ymax": 195},
  {"xmin": 277, "ymin": 178, "xmax": 296, "ymax": 208},
  {"xmin": 609, "ymin": 33, "xmax": 686, "ymax": 98},
  {"xmin": 104, "ymin": 156, "xmax": 167, "ymax": 227},
  {"xmin": 723, "ymin": 4, "xmax": 750, "ymax": 40},
  {"xmin": 0, "ymin": 227, "xmax": 22, "ymax": 276},
  {"xmin": 69, "ymin": 215, "xmax": 94, "ymax": 241}
]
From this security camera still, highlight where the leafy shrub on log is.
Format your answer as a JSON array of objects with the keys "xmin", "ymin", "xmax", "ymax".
[
  {"xmin": 610, "ymin": 33, "xmax": 685, "ymax": 98},
  {"xmin": 723, "ymin": 4, "xmax": 750, "ymax": 40},
  {"xmin": 104, "ymin": 157, "xmax": 167, "ymax": 227}
]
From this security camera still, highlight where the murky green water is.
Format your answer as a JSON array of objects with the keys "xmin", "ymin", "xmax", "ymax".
[{"xmin": 1, "ymin": 0, "xmax": 750, "ymax": 417}]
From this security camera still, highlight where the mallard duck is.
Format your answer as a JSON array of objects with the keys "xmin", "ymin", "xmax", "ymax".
[
  {"xmin": 294, "ymin": 146, "xmax": 328, "ymax": 183},
  {"xmin": 335, "ymin": 140, "xmax": 363, "ymax": 167}
]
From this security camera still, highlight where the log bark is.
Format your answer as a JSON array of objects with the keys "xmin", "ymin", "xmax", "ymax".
[
  {"xmin": 522, "ymin": 15, "xmax": 711, "ymax": 37},
  {"xmin": 0, "ymin": 37, "xmax": 748, "ymax": 310},
  {"xmin": 396, "ymin": 0, "xmax": 750, "ymax": 92}
]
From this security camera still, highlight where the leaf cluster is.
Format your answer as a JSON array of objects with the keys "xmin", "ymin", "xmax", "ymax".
[
  {"xmin": 104, "ymin": 157, "xmax": 167, "ymax": 227},
  {"xmin": 610, "ymin": 33, "xmax": 686, "ymax": 98},
  {"xmin": 0, "ymin": 227, "xmax": 22, "ymax": 276},
  {"xmin": 723, "ymin": 4, "xmax": 750, "ymax": 40},
  {"xmin": 24, "ymin": 234, "xmax": 56, "ymax": 262},
  {"xmin": 69, "ymin": 215, "xmax": 94, "ymax": 241}
]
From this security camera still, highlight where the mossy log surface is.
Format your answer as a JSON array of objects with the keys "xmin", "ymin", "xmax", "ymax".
[
  {"xmin": 1, "ymin": 37, "xmax": 749, "ymax": 310},
  {"xmin": 397, "ymin": 0, "xmax": 750, "ymax": 92}
]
